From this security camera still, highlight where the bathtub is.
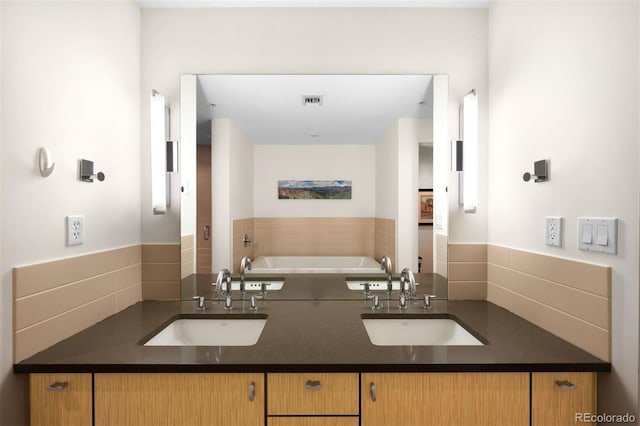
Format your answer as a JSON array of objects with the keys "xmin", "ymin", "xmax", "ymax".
[{"xmin": 248, "ymin": 256, "xmax": 381, "ymax": 274}]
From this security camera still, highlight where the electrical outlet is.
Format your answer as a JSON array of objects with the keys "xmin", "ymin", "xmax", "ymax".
[
  {"xmin": 66, "ymin": 215, "xmax": 84, "ymax": 246},
  {"xmin": 545, "ymin": 216, "xmax": 563, "ymax": 247}
]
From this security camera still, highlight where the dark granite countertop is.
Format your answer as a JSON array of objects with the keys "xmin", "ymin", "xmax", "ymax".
[{"xmin": 14, "ymin": 274, "xmax": 609, "ymax": 374}]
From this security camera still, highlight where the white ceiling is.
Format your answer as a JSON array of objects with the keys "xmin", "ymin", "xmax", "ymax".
[
  {"xmin": 138, "ymin": 0, "xmax": 490, "ymax": 8},
  {"xmin": 196, "ymin": 74, "xmax": 433, "ymax": 145}
]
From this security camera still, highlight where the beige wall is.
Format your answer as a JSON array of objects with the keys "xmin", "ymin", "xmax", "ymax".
[{"xmin": 13, "ymin": 246, "xmax": 142, "ymax": 363}]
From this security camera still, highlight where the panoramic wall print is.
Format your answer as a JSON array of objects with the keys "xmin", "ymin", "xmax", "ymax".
[{"xmin": 278, "ymin": 180, "xmax": 352, "ymax": 200}]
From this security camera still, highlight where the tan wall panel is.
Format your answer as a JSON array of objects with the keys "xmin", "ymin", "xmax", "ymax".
[
  {"xmin": 181, "ymin": 234, "xmax": 194, "ymax": 250},
  {"xmin": 448, "ymin": 281, "xmax": 487, "ymax": 300},
  {"xmin": 487, "ymin": 263, "xmax": 511, "ymax": 290},
  {"xmin": 15, "ymin": 273, "xmax": 118, "ymax": 331},
  {"xmin": 117, "ymin": 264, "xmax": 142, "ymax": 290},
  {"xmin": 487, "ymin": 244, "xmax": 511, "ymax": 267},
  {"xmin": 512, "ymin": 271, "xmax": 609, "ymax": 330},
  {"xmin": 511, "ymin": 249, "xmax": 610, "ymax": 297},
  {"xmin": 15, "ymin": 294, "xmax": 117, "ymax": 362},
  {"xmin": 448, "ymin": 262, "xmax": 487, "ymax": 282},
  {"xmin": 14, "ymin": 250, "xmax": 118, "ymax": 298},
  {"xmin": 511, "ymin": 293, "xmax": 609, "ymax": 361},
  {"xmin": 142, "ymin": 263, "xmax": 181, "ymax": 282},
  {"xmin": 142, "ymin": 244, "xmax": 181, "ymax": 263},
  {"xmin": 117, "ymin": 245, "xmax": 142, "ymax": 268},
  {"xmin": 255, "ymin": 217, "xmax": 376, "ymax": 258},
  {"xmin": 487, "ymin": 282, "xmax": 512, "ymax": 311},
  {"xmin": 449, "ymin": 243, "xmax": 487, "ymax": 262},
  {"xmin": 116, "ymin": 284, "xmax": 142, "ymax": 312}
]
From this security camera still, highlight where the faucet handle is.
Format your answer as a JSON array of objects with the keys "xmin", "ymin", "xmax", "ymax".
[
  {"xmin": 224, "ymin": 294, "xmax": 233, "ymax": 311},
  {"xmin": 423, "ymin": 294, "xmax": 437, "ymax": 309},
  {"xmin": 249, "ymin": 295, "xmax": 264, "ymax": 311},
  {"xmin": 192, "ymin": 296, "xmax": 206, "ymax": 311},
  {"xmin": 398, "ymin": 293, "xmax": 407, "ymax": 310},
  {"xmin": 367, "ymin": 294, "xmax": 381, "ymax": 311}
]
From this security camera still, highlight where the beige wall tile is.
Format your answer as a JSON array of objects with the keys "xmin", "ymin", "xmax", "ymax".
[
  {"xmin": 511, "ymin": 250, "xmax": 610, "ymax": 297},
  {"xmin": 448, "ymin": 281, "xmax": 487, "ymax": 300},
  {"xmin": 117, "ymin": 245, "xmax": 142, "ymax": 268},
  {"xmin": 15, "ymin": 294, "xmax": 117, "ymax": 362},
  {"xmin": 142, "ymin": 244, "xmax": 180, "ymax": 263},
  {"xmin": 142, "ymin": 282, "xmax": 180, "ymax": 300},
  {"xmin": 448, "ymin": 262, "xmax": 487, "ymax": 282},
  {"xmin": 511, "ymin": 271, "xmax": 609, "ymax": 330},
  {"xmin": 117, "ymin": 264, "xmax": 141, "ymax": 290},
  {"xmin": 487, "ymin": 245, "xmax": 511, "ymax": 268},
  {"xmin": 511, "ymin": 293, "xmax": 609, "ymax": 361},
  {"xmin": 181, "ymin": 234, "xmax": 194, "ymax": 250},
  {"xmin": 14, "ymin": 250, "xmax": 118, "ymax": 298},
  {"xmin": 116, "ymin": 283, "xmax": 142, "ymax": 313},
  {"xmin": 487, "ymin": 263, "xmax": 511, "ymax": 290},
  {"xmin": 448, "ymin": 244, "xmax": 487, "ymax": 262},
  {"xmin": 15, "ymin": 273, "xmax": 118, "ymax": 331},
  {"xmin": 142, "ymin": 263, "xmax": 181, "ymax": 282},
  {"xmin": 487, "ymin": 283, "xmax": 512, "ymax": 311}
]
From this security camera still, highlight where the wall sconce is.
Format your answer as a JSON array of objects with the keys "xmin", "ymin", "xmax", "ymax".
[
  {"xmin": 462, "ymin": 89, "xmax": 478, "ymax": 214},
  {"xmin": 150, "ymin": 90, "xmax": 167, "ymax": 215}
]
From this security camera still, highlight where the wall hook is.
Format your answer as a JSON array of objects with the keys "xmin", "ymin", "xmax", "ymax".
[
  {"xmin": 523, "ymin": 159, "xmax": 548, "ymax": 183},
  {"xmin": 38, "ymin": 147, "xmax": 55, "ymax": 177}
]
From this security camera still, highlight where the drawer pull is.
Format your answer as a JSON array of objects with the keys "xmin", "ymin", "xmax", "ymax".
[
  {"xmin": 555, "ymin": 380, "xmax": 577, "ymax": 390},
  {"xmin": 248, "ymin": 382, "xmax": 255, "ymax": 401},
  {"xmin": 304, "ymin": 380, "xmax": 321, "ymax": 391},
  {"xmin": 47, "ymin": 382, "xmax": 68, "ymax": 392},
  {"xmin": 370, "ymin": 382, "xmax": 377, "ymax": 402}
]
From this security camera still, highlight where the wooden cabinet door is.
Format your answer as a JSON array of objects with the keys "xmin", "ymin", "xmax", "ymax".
[
  {"xmin": 94, "ymin": 373, "xmax": 264, "ymax": 426},
  {"xmin": 532, "ymin": 372, "xmax": 596, "ymax": 426},
  {"xmin": 268, "ymin": 417, "xmax": 359, "ymax": 426},
  {"xmin": 30, "ymin": 373, "xmax": 92, "ymax": 426},
  {"xmin": 361, "ymin": 372, "xmax": 529, "ymax": 426}
]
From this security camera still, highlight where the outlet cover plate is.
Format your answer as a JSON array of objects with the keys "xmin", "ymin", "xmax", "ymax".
[
  {"xmin": 545, "ymin": 216, "xmax": 563, "ymax": 247},
  {"xmin": 66, "ymin": 215, "xmax": 84, "ymax": 246}
]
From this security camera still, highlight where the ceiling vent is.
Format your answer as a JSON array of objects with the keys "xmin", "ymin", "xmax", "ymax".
[{"xmin": 302, "ymin": 95, "xmax": 323, "ymax": 106}]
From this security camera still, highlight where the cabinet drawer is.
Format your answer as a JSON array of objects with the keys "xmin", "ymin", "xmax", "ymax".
[
  {"xmin": 30, "ymin": 373, "xmax": 92, "ymax": 426},
  {"xmin": 268, "ymin": 417, "xmax": 359, "ymax": 426},
  {"xmin": 268, "ymin": 373, "xmax": 359, "ymax": 415},
  {"xmin": 532, "ymin": 372, "xmax": 596, "ymax": 426}
]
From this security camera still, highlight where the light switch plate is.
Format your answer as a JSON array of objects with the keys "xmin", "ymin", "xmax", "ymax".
[{"xmin": 578, "ymin": 217, "xmax": 618, "ymax": 254}]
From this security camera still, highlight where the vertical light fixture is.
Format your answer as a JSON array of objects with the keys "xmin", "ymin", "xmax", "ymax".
[
  {"xmin": 463, "ymin": 89, "xmax": 478, "ymax": 214},
  {"xmin": 150, "ymin": 90, "xmax": 167, "ymax": 215}
]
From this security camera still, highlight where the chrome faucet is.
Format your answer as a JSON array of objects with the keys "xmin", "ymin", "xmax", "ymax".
[
  {"xmin": 379, "ymin": 255, "xmax": 393, "ymax": 293},
  {"xmin": 400, "ymin": 268, "xmax": 416, "ymax": 299},
  {"xmin": 214, "ymin": 268, "xmax": 232, "ymax": 298},
  {"xmin": 239, "ymin": 256, "xmax": 252, "ymax": 294}
]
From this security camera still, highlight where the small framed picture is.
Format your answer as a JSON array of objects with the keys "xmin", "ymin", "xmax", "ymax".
[{"xmin": 418, "ymin": 189, "xmax": 434, "ymax": 225}]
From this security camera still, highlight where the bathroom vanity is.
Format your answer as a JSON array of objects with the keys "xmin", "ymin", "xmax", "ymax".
[{"xmin": 16, "ymin": 274, "xmax": 608, "ymax": 426}]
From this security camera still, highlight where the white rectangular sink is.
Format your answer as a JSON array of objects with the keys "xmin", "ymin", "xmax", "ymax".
[
  {"xmin": 144, "ymin": 317, "xmax": 267, "ymax": 346},
  {"xmin": 213, "ymin": 280, "xmax": 284, "ymax": 291},
  {"xmin": 346, "ymin": 280, "xmax": 419, "ymax": 291},
  {"xmin": 362, "ymin": 317, "xmax": 484, "ymax": 346}
]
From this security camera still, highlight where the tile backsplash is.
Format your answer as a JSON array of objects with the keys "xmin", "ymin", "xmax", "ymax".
[
  {"xmin": 13, "ymin": 245, "xmax": 142, "ymax": 362},
  {"xmin": 448, "ymin": 243, "xmax": 611, "ymax": 361}
]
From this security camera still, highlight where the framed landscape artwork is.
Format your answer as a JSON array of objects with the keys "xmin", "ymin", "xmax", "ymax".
[
  {"xmin": 418, "ymin": 189, "xmax": 433, "ymax": 225},
  {"xmin": 278, "ymin": 180, "xmax": 352, "ymax": 200}
]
